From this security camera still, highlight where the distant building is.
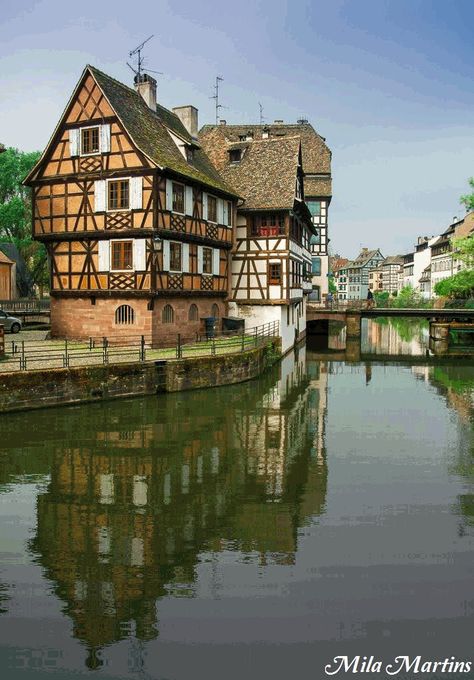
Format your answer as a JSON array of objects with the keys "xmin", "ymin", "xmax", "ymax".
[
  {"xmin": 339, "ymin": 248, "xmax": 384, "ymax": 300},
  {"xmin": 430, "ymin": 213, "xmax": 474, "ymax": 295},
  {"xmin": 401, "ymin": 252, "xmax": 414, "ymax": 289}
]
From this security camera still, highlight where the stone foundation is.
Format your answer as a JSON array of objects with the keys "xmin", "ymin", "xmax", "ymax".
[{"xmin": 51, "ymin": 296, "xmax": 227, "ymax": 345}]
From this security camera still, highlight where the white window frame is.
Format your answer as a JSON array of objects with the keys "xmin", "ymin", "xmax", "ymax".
[
  {"xmin": 106, "ymin": 178, "xmax": 130, "ymax": 213},
  {"xmin": 80, "ymin": 125, "xmax": 101, "ymax": 157},
  {"xmin": 110, "ymin": 238, "xmax": 134, "ymax": 273},
  {"xmin": 171, "ymin": 181, "xmax": 186, "ymax": 215},
  {"xmin": 169, "ymin": 240, "xmax": 183, "ymax": 273}
]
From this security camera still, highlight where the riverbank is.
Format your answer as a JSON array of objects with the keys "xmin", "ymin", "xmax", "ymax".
[{"xmin": 0, "ymin": 339, "xmax": 281, "ymax": 413}]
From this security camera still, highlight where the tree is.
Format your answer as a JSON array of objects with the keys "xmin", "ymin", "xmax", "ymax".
[
  {"xmin": 434, "ymin": 269, "xmax": 474, "ymax": 299},
  {"xmin": 0, "ymin": 147, "xmax": 47, "ymax": 295},
  {"xmin": 460, "ymin": 177, "xmax": 474, "ymax": 213}
]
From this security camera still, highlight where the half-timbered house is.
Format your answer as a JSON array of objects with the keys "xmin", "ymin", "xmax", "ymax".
[
  {"xmin": 199, "ymin": 120, "xmax": 332, "ymax": 301},
  {"xmin": 24, "ymin": 67, "xmax": 238, "ymax": 342},
  {"xmin": 199, "ymin": 128, "xmax": 316, "ymax": 353}
]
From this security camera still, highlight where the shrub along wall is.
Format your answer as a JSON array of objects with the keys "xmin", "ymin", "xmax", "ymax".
[{"xmin": 0, "ymin": 340, "xmax": 281, "ymax": 413}]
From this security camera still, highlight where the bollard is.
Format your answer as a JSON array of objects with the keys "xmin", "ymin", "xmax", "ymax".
[{"xmin": 0, "ymin": 324, "xmax": 4, "ymax": 357}]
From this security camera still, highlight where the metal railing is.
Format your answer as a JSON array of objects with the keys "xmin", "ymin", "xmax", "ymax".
[
  {"xmin": 0, "ymin": 320, "xmax": 280, "ymax": 372},
  {"xmin": 0, "ymin": 299, "xmax": 50, "ymax": 313}
]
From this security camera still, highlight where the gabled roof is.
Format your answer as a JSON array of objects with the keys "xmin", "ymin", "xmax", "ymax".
[
  {"xmin": 382, "ymin": 255, "xmax": 404, "ymax": 266},
  {"xmin": 346, "ymin": 249, "xmax": 383, "ymax": 269},
  {"xmin": 199, "ymin": 121, "xmax": 332, "ymax": 198},
  {"xmin": 202, "ymin": 135, "xmax": 303, "ymax": 211},
  {"xmin": 0, "ymin": 250, "xmax": 14, "ymax": 265},
  {"xmin": 26, "ymin": 66, "xmax": 236, "ymax": 196}
]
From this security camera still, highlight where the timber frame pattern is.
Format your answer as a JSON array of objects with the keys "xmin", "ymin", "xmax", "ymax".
[{"xmin": 26, "ymin": 67, "xmax": 237, "ymax": 302}]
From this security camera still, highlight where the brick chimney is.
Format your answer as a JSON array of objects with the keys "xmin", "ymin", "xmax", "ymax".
[
  {"xmin": 134, "ymin": 73, "xmax": 157, "ymax": 110},
  {"xmin": 172, "ymin": 106, "xmax": 198, "ymax": 138}
]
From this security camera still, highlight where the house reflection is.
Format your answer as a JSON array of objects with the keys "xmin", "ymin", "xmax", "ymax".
[{"xmin": 24, "ymin": 348, "xmax": 328, "ymax": 661}]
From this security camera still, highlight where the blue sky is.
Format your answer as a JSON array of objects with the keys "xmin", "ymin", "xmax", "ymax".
[{"xmin": 1, "ymin": 0, "xmax": 473, "ymax": 256}]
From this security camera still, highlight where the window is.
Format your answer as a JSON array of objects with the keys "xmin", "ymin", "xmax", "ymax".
[
  {"xmin": 81, "ymin": 126, "xmax": 100, "ymax": 155},
  {"xmin": 211, "ymin": 303, "xmax": 219, "ymax": 318},
  {"xmin": 207, "ymin": 195, "xmax": 217, "ymax": 223},
  {"xmin": 111, "ymin": 241, "xmax": 133, "ymax": 271},
  {"xmin": 312, "ymin": 257, "xmax": 321, "ymax": 275},
  {"xmin": 115, "ymin": 305, "xmax": 135, "ymax": 325},
  {"xmin": 229, "ymin": 149, "xmax": 241, "ymax": 162},
  {"xmin": 186, "ymin": 148, "xmax": 194, "ymax": 163},
  {"xmin": 250, "ymin": 213, "xmax": 285, "ymax": 236},
  {"xmin": 307, "ymin": 200, "xmax": 321, "ymax": 217},
  {"xmin": 163, "ymin": 304, "xmax": 174, "ymax": 323},
  {"xmin": 169, "ymin": 242, "xmax": 182, "ymax": 272},
  {"xmin": 269, "ymin": 262, "xmax": 282, "ymax": 285},
  {"xmin": 108, "ymin": 180, "xmax": 129, "ymax": 211},
  {"xmin": 189, "ymin": 304, "xmax": 198, "ymax": 321},
  {"xmin": 172, "ymin": 182, "xmax": 185, "ymax": 213},
  {"xmin": 202, "ymin": 247, "xmax": 213, "ymax": 274}
]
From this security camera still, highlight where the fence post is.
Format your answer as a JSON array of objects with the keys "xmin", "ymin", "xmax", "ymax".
[
  {"xmin": 241, "ymin": 330, "xmax": 245, "ymax": 352},
  {"xmin": 212, "ymin": 337, "xmax": 216, "ymax": 355},
  {"xmin": 64, "ymin": 339, "xmax": 69, "ymax": 368},
  {"xmin": 21, "ymin": 340, "xmax": 26, "ymax": 370},
  {"xmin": 254, "ymin": 326, "xmax": 258, "ymax": 348},
  {"xmin": 102, "ymin": 336, "xmax": 108, "ymax": 364},
  {"xmin": 140, "ymin": 335, "xmax": 145, "ymax": 362}
]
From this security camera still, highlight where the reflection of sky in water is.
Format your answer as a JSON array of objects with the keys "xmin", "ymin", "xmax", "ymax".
[{"xmin": 0, "ymin": 352, "xmax": 472, "ymax": 680}]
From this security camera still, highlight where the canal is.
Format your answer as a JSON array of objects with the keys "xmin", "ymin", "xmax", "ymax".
[{"xmin": 0, "ymin": 318, "xmax": 472, "ymax": 679}]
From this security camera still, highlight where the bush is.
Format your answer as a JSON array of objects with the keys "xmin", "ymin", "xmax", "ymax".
[
  {"xmin": 374, "ymin": 290, "xmax": 389, "ymax": 305},
  {"xmin": 389, "ymin": 285, "xmax": 430, "ymax": 308},
  {"xmin": 434, "ymin": 269, "xmax": 474, "ymax": 299}
]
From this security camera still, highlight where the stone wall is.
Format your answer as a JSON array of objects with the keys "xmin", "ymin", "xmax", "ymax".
[
  {"xmin": 51, "ymin": 296, "xmax": 227, "ymax": 344},
  {"xmin": 0, "ymin": 339, "xmax": 281, "ymax": 413}
]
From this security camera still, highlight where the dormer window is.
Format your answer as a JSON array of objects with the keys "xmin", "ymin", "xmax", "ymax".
[
  {"xmin": 229, "ymin": 149, "xmax": 242, "ymax": 163},
  {"xmin": 81, "ymin": 126, "xmax": 100, "ymax": 155},
  {"xmin": 186, "ymin": 147, "xmax": 194, "ymax": 163}
]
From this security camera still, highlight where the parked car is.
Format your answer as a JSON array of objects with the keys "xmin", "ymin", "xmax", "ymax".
[{"xmin": 0, "ymin": 310, "xmax": 22, "ymax": 333}]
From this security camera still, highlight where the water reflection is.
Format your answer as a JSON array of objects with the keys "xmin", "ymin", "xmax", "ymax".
[
  {"xmin": 0, "ymin": 345, "xmax": 473, "ymax": 678},
  {"xmin": 1, "ymin": 347, "xmax": 328, "ymax": 666}
]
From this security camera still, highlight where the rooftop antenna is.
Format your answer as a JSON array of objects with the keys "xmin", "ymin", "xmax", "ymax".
[
  {"xmin": 127, "ymin": 35, "xmax": 162, "ymax": 79},
  {"xmin": 210, "ymin": 76, "xmax": 224, "ymax": 125},
  {"xmin": 259, "ymin": 102, "xmax": 265, "ymax": 125}
]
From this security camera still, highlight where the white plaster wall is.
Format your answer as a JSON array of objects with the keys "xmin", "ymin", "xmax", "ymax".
[
  {"xmin": 311, "ymin": 254, "xmax": 329, "ymax": 297},
  {"xmin": 227, "ymin": 302, "xmax": 299, "ymax": 354}
]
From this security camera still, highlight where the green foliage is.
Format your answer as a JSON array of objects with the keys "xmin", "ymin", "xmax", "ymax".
[
  {"xmin": 434, "ymin": 269, "xmax": 474, "ymax": 299},
  {"xmin": 374, "ymin": 290, "xmax": 389, "ymax": 305},
  {"xmin": 389, "ymin": 285, "xmax": 430, "ymax": 308},
  {"xmin": 460, "ymin": 177, "xmax": 474, "ymax": 213},
  {"xmin": 0, "ymin": 147, "xmax": 48, "ymax": 292},
  {"xmin": 328, "ymin": 278, "xmax": 337, "ymax": 294},
  {"xmin": 452, "ymin": 233, "xmax": 474, "ymax": 268}
]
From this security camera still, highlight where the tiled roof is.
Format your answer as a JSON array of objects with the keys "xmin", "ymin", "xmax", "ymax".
[
  {"xmin": 89, "ymin": 67, "xmax": 236, "ymax": 196},
  {"xmin": 346, "ymin": 249, "xmax": 383, "ymax": 269},
  {"xmin": 199, "ymin": 121, "xmax": 332, "ymax": 197},
  {"xmin": 200, "ymin": 134, "xmax": 303, "ymax": 210},
  {"xmin": 382, "ymin": 255, "xmax": 404, "ymax": 266}
]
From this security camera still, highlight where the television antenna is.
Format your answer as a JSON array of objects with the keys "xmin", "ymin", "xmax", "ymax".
[
  {"xmin": 126, "ymin": 35, "xmax": 162, "ymax": 79},
  {"xmin": 210, "ymin": 76, "xmax": 224, "ymax": 125},
  {"xmin": 258, "ymin": 102, "xmax": 265, "ymax": 125}
]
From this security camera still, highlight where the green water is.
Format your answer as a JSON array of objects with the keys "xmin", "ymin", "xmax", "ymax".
[{"xmin": 0, "ymin": 319, "xmax": 473, "ymax": 679}]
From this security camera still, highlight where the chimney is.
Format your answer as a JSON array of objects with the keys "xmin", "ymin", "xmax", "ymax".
[
  {"xmin": 134, "ymin": 73, "xmax": 157, "ymax": 110},
  {"xmin": 172, "ymin": 106, "xmax": 199, "ymax": 138},
  {"xmin": 274, "ymin": 119, "xmax": 284, "ymax": 124},
  {"xmin": 219, "ymin": 119, "xmax": 227, "ymax": 126}
]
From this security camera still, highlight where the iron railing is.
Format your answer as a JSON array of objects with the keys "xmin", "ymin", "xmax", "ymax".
[
  {"xmin": 0, "ymin": 299, "xmax": 50, "ymax": 313},
  {"xmin": 0, "ymin": 320, "xmax": 279, "ymax": 372}
]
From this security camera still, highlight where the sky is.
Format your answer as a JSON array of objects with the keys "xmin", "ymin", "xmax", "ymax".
[{"xmin": 1, "ymin": 0, "xmax": 473, "ymax": 256}]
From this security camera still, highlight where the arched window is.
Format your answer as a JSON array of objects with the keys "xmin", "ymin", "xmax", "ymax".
[
  {"xmin": 115, "ymin": 304, "xmax": 135, "ymax": 325},
  {"xmin": 162, "ymin": 304, "xmax": 174, "ymax": 323},
  {"xmin": 188, "ymin": 304, "xmax": 198, "ymax": 321},
  {"xmin": 211, "ymin": 303, "xmax": 219, "ymax": 318}
]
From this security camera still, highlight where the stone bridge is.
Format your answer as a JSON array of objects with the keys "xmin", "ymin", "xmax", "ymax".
[{"xmin": 306, "ymin": 306, "xmax": 474, "ymax": 338}]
